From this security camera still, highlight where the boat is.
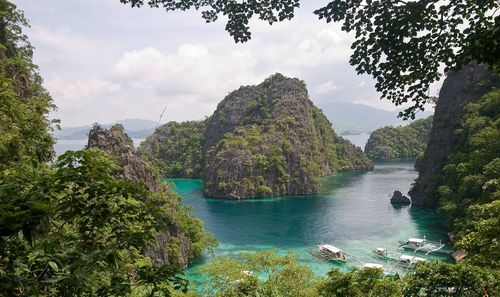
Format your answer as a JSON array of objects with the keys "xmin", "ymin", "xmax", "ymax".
[
  {"xmin": 309, "ymin": 244, "xmax": 347, "ymax": 263},
  {"xmin": 373, "ymin": 247, "xmax": 388, "ymax": 257},
  {"xmin": 399, "ymin": 237, "xmax": 449, "ymax": 254},
  {"xmin": 362, "ymin": 262, "xmax": 384, "ymax": 269},
  {"xmin": 397, "ymin": 254, "xmax": 427, "ymax": 268}
]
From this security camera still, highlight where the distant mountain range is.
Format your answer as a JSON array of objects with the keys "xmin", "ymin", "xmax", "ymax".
[
  {"xmin": 55, "ymin": 103, "xmax": 433, "ymax": 140},
  {"xmin": 53, "ymin": 119, "xmax": 158, "ymax": 140},
  {"xmin": 316, "ymin": 101, "xmax": 433, "ymax": 134}
]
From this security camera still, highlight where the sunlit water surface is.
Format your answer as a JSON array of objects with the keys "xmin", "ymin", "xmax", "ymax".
[{"xmin": 167, "ymin": 160, "xmax": 451, "ymax": 287}]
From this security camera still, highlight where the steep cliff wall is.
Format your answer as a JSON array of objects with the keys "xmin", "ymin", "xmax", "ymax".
[
  {"xmin": 409, "ymin": 64, "xmax": 500, "ymax": 207},
  {"xmin": 87, "ymin": 124, "xmax": 209, "ymax": 268},
  {"xmin": 202, "ymin": 74, "xmax": 373, "ymax": 198}
]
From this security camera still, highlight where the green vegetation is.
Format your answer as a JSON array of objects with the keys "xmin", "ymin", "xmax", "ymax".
[
  {"xmin": 196, "ymin": 250, "xmax": 499, "ymax": 297},
  {"xmin": 436, "ymin": 89, "xmax": 500, "ymax": 268},
  {"xmin": 0, "ymin": 0, "xmax": 55, "ymax": 169},
  {"xmin": 141, "ymin": 121, "xmax": 206, "ymax": 178},
  {"xmin": 0, "ymin": 2, "xmax": 212, "ymax": 295},
  {"xmin": 119, "ymin": 0, "xmax": 499, "ymax": 118},
  {"xmin": 1, "ymin": 149, "xmax": 188, "ymax": 295},
  {"xmin": 364, "ymin": 117, "xmax": 433, "ymax": 160}
]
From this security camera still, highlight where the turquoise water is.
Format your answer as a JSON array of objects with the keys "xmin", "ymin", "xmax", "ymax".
[{"xmin": 166, "ymin": 160, "xmax": 451, "ymax": 286}]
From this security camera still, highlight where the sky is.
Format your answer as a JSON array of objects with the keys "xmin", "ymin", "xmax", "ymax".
[{"xmin": 16, "ymin": 0, "xmax": 438, "ymax": 127}]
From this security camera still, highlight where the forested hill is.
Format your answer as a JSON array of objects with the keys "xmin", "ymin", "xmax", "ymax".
[
  {"xmin": 141, "ymin": 74, "xmax": 374, "ymax": 199},
  {"xmin": 364, "ymin": 116, "xmax": 433, "ymax": 160}
]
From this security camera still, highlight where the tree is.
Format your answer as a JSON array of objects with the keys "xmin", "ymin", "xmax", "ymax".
[
  {"xmin": 0, "ymin": 149, "xmax": 189, "ymax": 296},
  {"xmin": 118, "ymin": 0, "xmax": 499, "ymax": 118},
  {"xmin": 1, "ymin": 2, "xmax": 211, "ymax": 295},
  {"xmin": 318, "ymin": 268, "xmax": 402, "ymax": 297},
  {"xmin": 0, "ymin": 0, "xmax": 56, "ymax": 168},
  {"xmin": 403, "ymin": 262, "xmax": 499, "ymax": 296},
  {"xmin": 198, "ymin": 249, "xmax": 319, "ymax": 297}
]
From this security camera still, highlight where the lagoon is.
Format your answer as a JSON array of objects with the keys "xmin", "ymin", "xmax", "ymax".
[{"xmin": 167, "ymin": 160, "xmax": 451, "ymax": 286}]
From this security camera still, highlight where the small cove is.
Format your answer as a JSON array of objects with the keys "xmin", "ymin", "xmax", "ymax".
[{"xmin": 166, "ymin": 159, "xmax": 451, "ymax": 286}]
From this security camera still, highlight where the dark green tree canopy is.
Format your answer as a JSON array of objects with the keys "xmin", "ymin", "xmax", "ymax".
[{"xmin": 119, "ymin": 0, "xmax": 499, "ymax": 118}]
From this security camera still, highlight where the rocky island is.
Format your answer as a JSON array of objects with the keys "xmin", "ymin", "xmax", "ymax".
[{"xmin": 142, "ymin": 74, "xmax": 373, "ymax": 199}]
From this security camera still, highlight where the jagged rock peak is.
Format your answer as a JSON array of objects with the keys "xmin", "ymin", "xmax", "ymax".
[{"xmin": 87, "ymin": 124, "xmax": 163, "ymax": 192}]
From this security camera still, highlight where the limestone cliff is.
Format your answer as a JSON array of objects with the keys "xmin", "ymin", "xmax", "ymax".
[
  {"xmin": 87, "ymin": 124, "xmax": 210, "ymax": 268},
  {"xmin": 409, "ymin": 64, "xmax": 500, "ymax": 207},
  {"xmin": 202, "ymin": 74, "xmax": 373, "ymax": 198}
]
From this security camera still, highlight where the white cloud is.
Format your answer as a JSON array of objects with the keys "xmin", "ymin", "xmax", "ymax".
[
  {"xmin": 20, "ymin": 0, "xmax": 409, "ymax": 126},
  {"xmin": 315, "ymin": 81, "xmax": 340, "ymax": 94}
]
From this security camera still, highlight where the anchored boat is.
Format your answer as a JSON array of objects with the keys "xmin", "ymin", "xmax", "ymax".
[
  {"xmin": 399, "ymin": 237, "xmax": 450, "ymax": 254},
  {"xmin": 397, "ymin": 254, "xmax": 427, "ymax": 268},
  {"xmin": 309, "ymin": 244, "xmax": 347, "ymax": 263}
]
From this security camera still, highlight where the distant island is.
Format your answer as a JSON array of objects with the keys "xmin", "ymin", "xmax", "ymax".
[
  {"xmin": 141, "ymin": 74, "xmax": 374, "ymax": 199},
  {"xmin": 364, "ymin": 116, "xmax": 433, "ymax": 160},
  {"xmin": 53, "ymin": 119, "xmax": 158, "ymax": 140},
  {"xmin": 317, "ymin": 101, "xmax": 433, "ymax": 135}
]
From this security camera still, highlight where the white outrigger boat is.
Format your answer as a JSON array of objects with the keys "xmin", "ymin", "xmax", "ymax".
[
  {"xmin": 397, "ymin": 254, "xmax": 427, "ymax": 268},
  {"xmin": 309, "ymin": 244, "xmax": 347, "ymax": 263},
  {"xmin": 399, "ymin": 237, "xmax": 449, "ymax": 254}
]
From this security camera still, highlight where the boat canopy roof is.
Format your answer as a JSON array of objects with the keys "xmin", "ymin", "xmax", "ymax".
[
  {"xmin": 376, "ymin": 248, "xmax": 386, "ymax": 252},
  {"xmin": 363, "ymin": 263, "xmax": 384, "ymax": 269},
  {"xmin": 400, "ymin": 255, "xmax": 414, "ymax": 261},
  {"xmin": 320, "ymin": 244, "xmax": 342, "ymax": 253},
  {"xmin": 408, "ymin": 238, "xmax": 426, "ymax": 243}
]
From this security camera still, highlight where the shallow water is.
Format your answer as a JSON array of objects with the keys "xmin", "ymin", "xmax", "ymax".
[{"xmin": 168, "ymin": 160, "xmax": 451, "ymax": 285}]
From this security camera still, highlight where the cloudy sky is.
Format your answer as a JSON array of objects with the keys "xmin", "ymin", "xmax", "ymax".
[{"xmin": 17, "ymin": 0, "xmax": 436, "ymax": 127}]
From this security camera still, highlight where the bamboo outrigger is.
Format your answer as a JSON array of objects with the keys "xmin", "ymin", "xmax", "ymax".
[{"xmin": 399, "ymin": 237, "xmax": 452, "ymax": 255}]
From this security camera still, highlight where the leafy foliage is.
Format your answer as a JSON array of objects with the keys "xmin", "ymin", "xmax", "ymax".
[
  {"xmin": 364, "ymin": 116, "xmax": 433, "ymax": 160},
  {"xmin": 0, "ymin": 2, "xmax": 213, "ymax": 295},
  {"xmin": 198, "ymin": 250, "xmax": 319, "ymax": 297},
  {"xmin": 318, "ymin": 268, "xmax": 401, "ymax": 297},
  {"xmin": 0, "ymin": 150, "xmax": 188, "ymax": 296},
  {"xmin": 403, "ymin": 262, "xmax": 499, "ymax": 296},
  {"xmin": 0, "ymin": 0, "xmax": 56, "ymax": 168},
  {"xmin": 197, "ymin": 249, "xmax": 499, "ymax": 297},
  {"xmin": 435, "ymin": 89, "xmax": 500, "ymax": 268},
  {"xmin": 118, "ymin": 0, "xmax": 499, "ymax": 118}
]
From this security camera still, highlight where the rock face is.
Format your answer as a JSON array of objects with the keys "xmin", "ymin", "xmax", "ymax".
[
  {"xmin": 202, "ymin": 74, "xmax": 373, "ymax": 198},
  {"xmin": 390, "ymin": 190, "xmax": 411, "ymax": 205},
  {"xmin": 87, "ymin": 124, "xmax": 195, "ymax": 268},
  {"xmin": 409, "ymin": 64, "xmax": 500, "ymax": 207}
]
